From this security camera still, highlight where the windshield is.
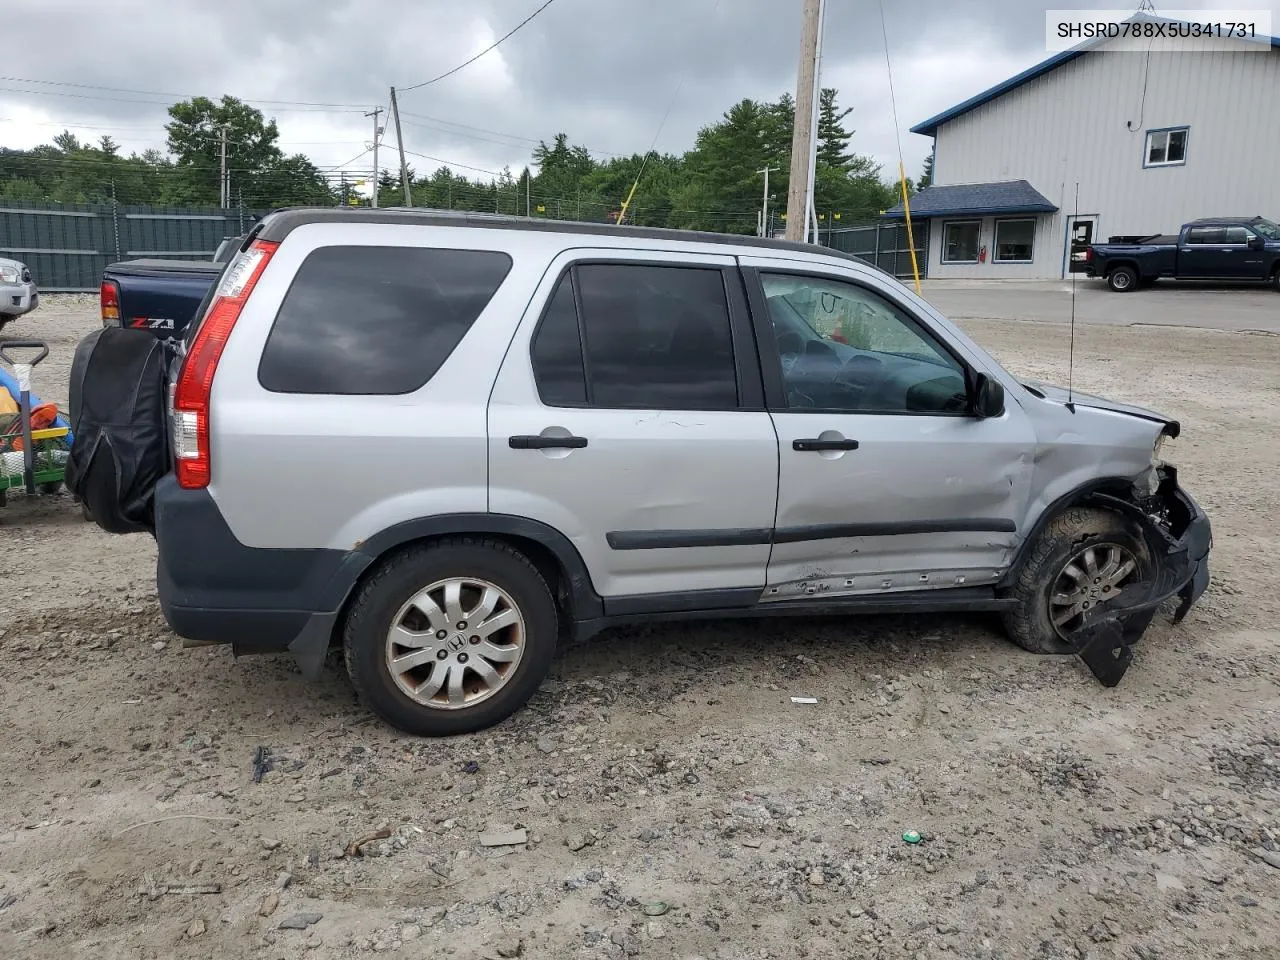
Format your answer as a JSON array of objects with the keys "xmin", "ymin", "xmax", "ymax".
[{"xmin": 1251, "ymin": 218, "xmax": 1280, "ymax": 240}]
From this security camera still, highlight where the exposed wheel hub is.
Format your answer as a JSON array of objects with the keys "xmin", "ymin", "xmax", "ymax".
[{"xmin": 1049, "ymin": 543, "xmax": 1139, "ymax": 640}]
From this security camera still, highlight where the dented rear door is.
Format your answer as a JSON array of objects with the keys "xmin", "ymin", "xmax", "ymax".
[{"xmin": 738, "ymin": 257, "xmax": 1036, "ymax": 601}]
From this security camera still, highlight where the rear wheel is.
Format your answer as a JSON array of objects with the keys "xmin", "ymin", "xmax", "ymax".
[
  {"xmin": 1107, "ymin": 265, "xmax": 1138, "ymax": 292},
  {"xmin": 343, "ymin": 538, "xmax": 558, "ymax": 736},
  {"xmin": 1271, "ymin": 266, "xmax": 1280, "ymax": 292},
  {"xmin": 1003, "ymin": 507, "xmax": 1153, "ymax": 655}
]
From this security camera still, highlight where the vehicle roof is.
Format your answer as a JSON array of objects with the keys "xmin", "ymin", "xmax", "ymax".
[
  {"xmin": 251, "ymin": 206, "xmax": 876, "ymax": 269},
  {"xmin": 1184, "ymin": 216, "xmax": 1268, "ymax": 226}
]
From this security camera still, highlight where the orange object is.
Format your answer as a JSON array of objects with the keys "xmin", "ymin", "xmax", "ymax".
[{"xmin": 10, "ymin": 403, "xmax": 60, "ymax": 451}]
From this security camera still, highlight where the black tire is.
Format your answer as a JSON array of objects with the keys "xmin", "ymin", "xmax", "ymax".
[
  {"xmin": 1271, "ymin": 266, "xmax": 1280, "ymax": 292},
  {"xmin": 1002, "ymin": 506, "xmax": 1153, "ymax": 655},
  {"xmin": 343, "ymin": 537, "xmax": 557, "ymax": 736},
  {"xmin": 1107, "ymin": 265, "xmax": 1139, "ymax": 293}
]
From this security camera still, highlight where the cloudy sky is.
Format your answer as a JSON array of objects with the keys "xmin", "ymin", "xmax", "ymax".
[{"xmin": 2, "ymin": 0, "xmax": 1275, "ymax": 190}]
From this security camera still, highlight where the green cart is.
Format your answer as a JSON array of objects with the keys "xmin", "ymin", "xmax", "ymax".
[{"xmin": 0, "ymin": 339, "xmax": 71, "ymax": 507}]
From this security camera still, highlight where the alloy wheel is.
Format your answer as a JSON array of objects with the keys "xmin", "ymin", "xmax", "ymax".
[
  {"xmin": 385, "ymin": 577, "xmax": 526, "ymax": 710},
  {"xmin": 1049, "ymin": 542, "xmax": 1140, "ymax": 639}
]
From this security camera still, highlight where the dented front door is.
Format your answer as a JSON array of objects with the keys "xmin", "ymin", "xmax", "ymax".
[{"xmin": 742, "ymin": 261, "xmax": 1036, "ymax": 601}]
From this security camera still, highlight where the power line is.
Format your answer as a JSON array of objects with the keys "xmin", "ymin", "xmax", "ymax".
[
  {"xmin": 400, "ymin": 148, "xmax": 504, "ymax": 178},
  {"xmin": 399, "ymin": 110, "xmax": 630, "ymax": 160},
  {"xmin": 0, "ymin": 75, "xmax": 372, "ymax": 110},
  {"xmin": 617, "ymin": 0, "xmax": 723, "ymax": 225},
  {"xmin": 399, "ymin": 0, "xmax": 560, "ymax": 92},
  {"xmin": 0, "ymin": 85, "xmax": 367, "ymax": 114}
]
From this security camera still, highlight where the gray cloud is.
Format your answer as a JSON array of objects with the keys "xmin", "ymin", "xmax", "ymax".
[{"xmin": 4, "ymin": 0, "xmax": 1276, "ymax": 190}]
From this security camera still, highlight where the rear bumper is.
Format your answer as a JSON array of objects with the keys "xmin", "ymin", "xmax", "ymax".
[{"xmin": 154, "ymin": 475, "xmax": 368, "ymax": 672}]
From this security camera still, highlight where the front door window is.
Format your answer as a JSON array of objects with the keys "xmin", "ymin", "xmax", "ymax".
[{"xmin": 760, "ymin": 273, "xmax": 968, "ymax": 415}]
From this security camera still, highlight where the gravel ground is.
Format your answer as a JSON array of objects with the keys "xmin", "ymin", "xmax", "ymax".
[{"xmin": 1, "ymin": 299, "xmax": 1278, "ymax": 960}]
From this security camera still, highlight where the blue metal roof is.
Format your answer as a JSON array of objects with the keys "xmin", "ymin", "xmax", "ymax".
[
  {"xmin": 911, "ymin": 28, "xmax": 1280, "ymax": 137},
  {"xmin": 883, "ymin": 180, "xmax": 1058, "ymax": 219}
]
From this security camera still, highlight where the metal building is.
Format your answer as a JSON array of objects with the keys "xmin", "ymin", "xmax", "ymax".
[{"xmin": 885, "ymin": 33, "xmax": 1280, "ymax": 279}]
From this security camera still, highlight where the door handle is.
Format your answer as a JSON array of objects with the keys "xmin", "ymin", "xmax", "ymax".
[
  {"xmin": 508, "ymin": 434, "xmax": 588, "ymax": 450},
  {"xmin": 793, "ymin": 438, "xmax": 859, "ymax": 452}
]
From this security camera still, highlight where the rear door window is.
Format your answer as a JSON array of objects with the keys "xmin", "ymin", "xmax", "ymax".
[
  {"xmin": 258, "ymin": 245, "xmax": 512, "ymax": 395},
  {"xmin": 529, "ymin": 262, "xmax": 739, "ymax": 410},
  {"xmin": 1186, "ymin": 227, "xmax": 1225, "ymax": 245},
  {"xmin": 580, "ymin": 263, "xmax": 738, "ymax": 409},
  {"xmin": 530, "ymin": 273, "xmax": 588, "ymax": 405}
]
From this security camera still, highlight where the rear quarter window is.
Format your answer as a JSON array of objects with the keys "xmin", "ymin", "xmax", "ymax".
[{"xmin": 257, "ymin": 245, "xmax": 513, "ymax": 395}]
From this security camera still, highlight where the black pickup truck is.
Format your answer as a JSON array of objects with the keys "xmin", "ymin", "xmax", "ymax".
[
  {"xmin": 1079, "ymin": 216, "xmax": 1280, "ymax": 292},
  {"xmin": 98, "ymin": 235, "xmax": 241, "ymax": 337}
]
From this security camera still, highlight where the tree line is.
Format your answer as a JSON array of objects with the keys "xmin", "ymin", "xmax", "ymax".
[{"xmin": 0, "ymin": 90, "xmax": 932, "ymax": 234}]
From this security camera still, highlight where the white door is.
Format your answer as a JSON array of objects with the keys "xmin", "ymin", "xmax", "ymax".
[
  {"xmin": 739, "ymin": 257, "xmax": 1036, "ymax": 601},
  {"xmin": 488, "ymin": 249, "xmax": 779, "ymax": 603}
]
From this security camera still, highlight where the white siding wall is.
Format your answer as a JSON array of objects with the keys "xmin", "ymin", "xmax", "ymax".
[
  {"xmin": 926, "ymin": 214, "xmax": 1060, "ymax": 279},
  {"xmin": 931, "ymin": 47, "xmax": 1280, "ymax": 279}
]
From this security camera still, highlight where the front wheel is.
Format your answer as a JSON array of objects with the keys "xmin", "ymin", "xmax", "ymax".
[
  {"xmin": 343, "ymin": 538, "xmax": 558, "ymax": 736},
  {"xmin": 1107, "ymin": 266, "xmax": 1138, "ymax": 292},
  {"xmin": 1002, "ymin": 507, "xmax": 1153, "ymax": 655}
]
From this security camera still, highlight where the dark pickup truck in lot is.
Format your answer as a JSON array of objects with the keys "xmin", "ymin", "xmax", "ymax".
[
  {"xmin": 98, "ymin": 235, "xmax": 240, "ymax": 337},
  {"xmin": 1079, "ymin": 216, "xmax": 1280, "ymax": 292}
]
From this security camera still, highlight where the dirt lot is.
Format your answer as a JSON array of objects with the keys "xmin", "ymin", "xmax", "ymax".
[{"xmin": 1, "ymin": 299, "xmax": 1278, "ymax": 960}]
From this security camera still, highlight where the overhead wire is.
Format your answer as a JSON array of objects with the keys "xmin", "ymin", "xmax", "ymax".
[
  {"xmin": 0, "ymin": 75, "xmax": 372, "ymax": 111},
  {"xmin": 615, "ymin": 0, "xmax": 723, "ymax": 225},
  {"xmin": 876, "ymin": 0, "xmax": 921, "ymax": 295},
  {"xmin": 398, "ymin": 0, "xmax": 561, "ymax": 93}
]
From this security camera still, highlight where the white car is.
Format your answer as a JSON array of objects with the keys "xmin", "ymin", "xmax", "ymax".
[{"xmin": 0, "ymin": 258, "xmax": 38, "ymax": 332}]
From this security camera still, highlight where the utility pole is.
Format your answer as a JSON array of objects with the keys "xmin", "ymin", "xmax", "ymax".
[
  {"xmin": 785, "ymin": 0, "xmax": 821, "ymax": 241},
  {"xmin": 366, "ymin": 106, "xmax": 384, "ymax": 208},
  {"xmin": 219, "ymin": 124, "xmax": 229, "ymax": 209},
  {"xmin": 389, "ymin": 87, "xmax": 412, "ymax": 207},
  {"xmin": 758, "ymin": 166, "xmax": 777, "ymax": 237},
  {"xmin": 804, "ymin": 0, "xmax": 828, "ymax": 243}
]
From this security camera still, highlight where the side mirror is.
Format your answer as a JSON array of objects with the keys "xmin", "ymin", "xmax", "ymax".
[
  {"xmin": 971, "ymin": 372, "xmax": 1005, "ymax": 419},
  {"xmin": 1248, "ymin": 235, "xmax": 1265, "ymax": 250}
]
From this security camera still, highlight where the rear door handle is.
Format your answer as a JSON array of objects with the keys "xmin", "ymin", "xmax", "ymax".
[
  {"xmin": 793, "ymin": 438, "xmax": 859, "ymax": 452},
  {"xmin": 508, "ymin": 434, "xmax": 588, "ymax": 450}
]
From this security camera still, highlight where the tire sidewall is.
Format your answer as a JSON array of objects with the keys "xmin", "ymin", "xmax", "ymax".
[
  {"xmin": 1029, "ymin": 527, "xmax": 1152, "ymax": 655},
  {"xmin": 344, "ymin": 543, "xmax": 557, "ymax": 736},
  {"xmin": 1108, "ymin": 267, "xmax": 1137, "ymax": 292}
]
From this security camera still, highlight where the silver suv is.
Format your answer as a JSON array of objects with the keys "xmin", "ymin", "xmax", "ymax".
[
  {"xmin": 122, "ymin": 209, "xmax": 1210, "ymax": 735},
  {"xmin": 0, "ymin": 257, "xmax": 38, "ymax": 332}
]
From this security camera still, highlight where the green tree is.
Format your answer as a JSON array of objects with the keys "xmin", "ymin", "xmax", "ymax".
[
  {"xmin": 916, "ymin": 149, "xmax": 934, "ymax": 191},
  {"xmin": 817, "ymin": 88, "xmax": 853, "ymax": 169},
  {"xmin": 165, "ymin": 95, "xmax": 332, "ymax": 207},
  {"xmin": 675, "ymin": 98, "xmax": 786, "ymax": 233}
]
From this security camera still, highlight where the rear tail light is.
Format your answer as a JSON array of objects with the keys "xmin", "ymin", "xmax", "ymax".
[
  {"xmin": 172, "ymin": 239, "xmax": 278, "ymax": 489},
  {"xmin": 99, "ymin": 280, "xmax": 120, "ymax": 325}
]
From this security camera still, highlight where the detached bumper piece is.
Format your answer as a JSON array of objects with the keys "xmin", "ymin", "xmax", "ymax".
[{"xmin": 1071, "ymin": 476, "xmax": 1211, "ymax": 687}]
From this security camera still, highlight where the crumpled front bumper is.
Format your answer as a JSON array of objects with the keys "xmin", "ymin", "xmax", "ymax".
[{"xmin": 1069, "ymin": 469, "xmax": 1211, "ymax": 686}]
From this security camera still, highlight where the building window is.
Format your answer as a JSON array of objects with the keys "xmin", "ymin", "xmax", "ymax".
[
  {"xmin": 1144, "ymin": 127, "xmax": 1188, "ymax": 167},
  {"xmin": 994, "ymin": 219, "xmax": 1035, "ymax": 263},
  {"xmin": 941, "ymin": 220, "xmax": 980, "ymax": 263}
]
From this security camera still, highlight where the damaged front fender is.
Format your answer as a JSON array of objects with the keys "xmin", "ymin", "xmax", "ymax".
[{"xmin": 1068, "ymin": 467, "xmax": 1211, "ymax": 687}]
